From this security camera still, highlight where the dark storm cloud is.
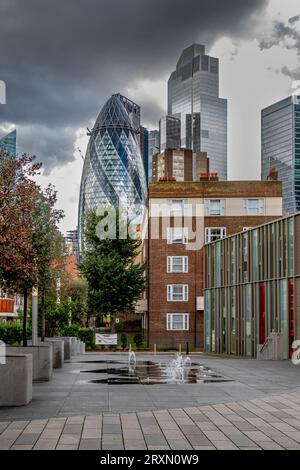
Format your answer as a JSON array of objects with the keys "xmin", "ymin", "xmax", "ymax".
[{"xmin": 0, "ymin": 0, "xmax": 269, "ymax": 172}]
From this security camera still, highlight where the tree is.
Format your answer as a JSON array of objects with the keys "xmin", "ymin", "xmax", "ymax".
[
  {"xmin": 32, "ymin": 185, "xmax": 64, "ymax": 340},
  {"xmin": 0, "ymin": 152, "xmax": 41, "ymax": 345},
  {"xmin": 79, "ymin": 209, "xmax": 146, "ymax": 326}
]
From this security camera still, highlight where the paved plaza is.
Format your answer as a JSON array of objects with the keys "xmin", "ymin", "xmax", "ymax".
[{"xmin": 1, "ymin": 353, "xmax": 300, "ymax": 450}]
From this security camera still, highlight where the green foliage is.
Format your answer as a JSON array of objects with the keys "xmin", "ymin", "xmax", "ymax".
[
  {"xmin": 40, "ymin": 298, "xmax": 70, "ymax": 337},
  {"xmin": 133, "ymin": 332, "xmax": 144, "ymax": 350},
  {"xmin": 79, "ymin": 210, "xmax": 146, "ymax": 318},
  {"xmin": 0, "ymin": 321, "xmax": 32, "ymax": 345},
  {"xmin": 60, "ymin": 277, "xmax": 88, "ymax": 324},
  {"xmin": 77, "ymin": 328, "xmax": 95, "ymax": 349},
  {"xmin": 58, "ymin": 324, "xmax": 95, "ymax": 349},
  {"xmin": 120, "ymin": 333, "xmax": 127, "ymax": 350}
]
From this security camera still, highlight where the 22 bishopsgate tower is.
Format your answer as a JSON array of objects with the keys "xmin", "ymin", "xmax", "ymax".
[{"xmin": 167, "ymin": 44, "xmax": 228, "ymax": 180}]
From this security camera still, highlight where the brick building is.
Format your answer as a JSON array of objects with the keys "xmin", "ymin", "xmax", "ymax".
[
  {"xmin": 152, "ymin": 149, "xmax": 209, "ymax": 182},
  {"xmin": 141, "ymin": 178, "xmax": 282, "ymax": 349}
]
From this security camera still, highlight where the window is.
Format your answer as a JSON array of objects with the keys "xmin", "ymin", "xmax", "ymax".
[
  {"xmin": 166, "ymin": 314, "xmax": 189, "ymax": 331},
  {"xmin": 167, "ymin": 256, "xmax": 188, "ymax": 273},
  {"xmin": 244, "ymin": 199, "xmax": 264, "ymax": 216},
  {"xmin": 167, "ymin": 227, "xmax": 188, "ymax": 244},
  {"xmin": 204, "ymin": 199, "xmax": 225, "ymax": 216},
  {"xmin": 170, "ymin": 199, "xmax": 186, "ymax": 216},
  {"xmin": 205, "ymin": 227, "xmax": 226, "ymax": 243},
  {"xmin": 167, "ymin": 285, "xmax": 188, "ymax": 301}
]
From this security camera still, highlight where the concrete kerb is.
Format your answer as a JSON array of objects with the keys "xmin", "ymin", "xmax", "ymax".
[
  {"xmin": 7, "ymin": 344, "xmax": 53, "ymax": 382},
  {"xmin": 0, "ymin": 353, "xmax": 32, "ymax": 406}
]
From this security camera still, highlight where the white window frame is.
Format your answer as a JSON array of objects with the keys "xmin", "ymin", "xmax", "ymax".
[
  {"xmin": 167, "ymin": 227, "xmax": 188, "ymax": 244},
  {"xmin": 167, "ymin": 284, "xmax": 189, "ymax": 302},
  {"xmin": 204, "ymin": 199, "xmax": 225, "ymax": 216},
  {"xmin": 169, "ymin": 199, "xmax": 187, "ymax": 217},
  {"xmin": 167, "ymin": 256, "xmax": 188, "ymax": 273},
  {"xmin": 205, "ymin": 227, "xmax": 227, "ymax": 244},
  {"xmin": 244, "ymin": 199, "xmax": 264, "ymax": 216},
  {"xmin": 166, "ymin": 314, "xmax": 189, "ymax": 331}
]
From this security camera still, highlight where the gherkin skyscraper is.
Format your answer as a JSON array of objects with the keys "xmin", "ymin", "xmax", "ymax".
[{"xmin": 78, "ymin": 94, "xmax": 147, "ymax": 249}]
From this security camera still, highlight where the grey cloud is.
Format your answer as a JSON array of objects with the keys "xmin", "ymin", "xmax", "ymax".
[
  {"xmin": 0, "ymin": 0, "xmax": 269, "ymax": 172},
  {"xmin": 259, "ymin": 15, "xmax": 300, "ymax": 81},
  {"xmin": 259, "ymin": 16, "xmax": 300, "ymax": 53},
  {"xmin": 17, "ymin": 125, "xmax": 78, "ymax": 175},
  {"xmin": 282, "ymin": 66, "xmax": 300, "ymax": 81},
  {"xmin": 289, "ymin": 15, "xmax": 300, "ymax": 25}
]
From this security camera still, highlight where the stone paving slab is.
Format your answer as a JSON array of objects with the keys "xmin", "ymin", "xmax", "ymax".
[{"xmin": 1, "ymin": 389, "xmax": 300, "ymax": 450}]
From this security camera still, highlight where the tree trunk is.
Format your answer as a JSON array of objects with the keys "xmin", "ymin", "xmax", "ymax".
[
  {"xmin": 22, "ymin": 288, "xmax": 28, "ymax": 346},
  {"xmin": 41, "ymin": 289, "xmax": 45, "ymax": 341}
]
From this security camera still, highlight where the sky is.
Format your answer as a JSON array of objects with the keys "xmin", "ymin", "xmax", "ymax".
[{"xmin": 0, "ymin": 0, "xmax": 300, "ymax": 233}]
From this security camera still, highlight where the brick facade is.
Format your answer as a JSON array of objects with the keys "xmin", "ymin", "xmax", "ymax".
[{"xmin": 143, "ymin": 180, "xmax": 282, "ymax": 350}]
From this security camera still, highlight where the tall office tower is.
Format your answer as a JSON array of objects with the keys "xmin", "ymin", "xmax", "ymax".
[
  {"xmin": 65, "ymin": 229, "xmax": 79, "ymax": 260},
  {"xmin": 138, "ymin": 126, "xmax": 149, "ymax": 184},
  {"xmin": 0, "ymin": 129, "xmax": 16, "ymax": 158},
  {"xmin": 168, "ymin": 44, "xmax": 228, "ymax": 180},
  {"xmin": 159, "ymin": 115, "xmax": 181, "ymax": 151},
  {"xmin": 262, "ymin": 96, "xmax": 300, "ymax": 216},
  {"xmin": 148, "ymin": 130, "xmax": 160, "ymax": 182},
  {"xmin": 78, "ymin": 94, "xmax": 147, "ymax": 250}
]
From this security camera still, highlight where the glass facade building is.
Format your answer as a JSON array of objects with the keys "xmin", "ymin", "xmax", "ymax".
[
  {"xmin": 168, "ymin": 44, "xmax": 228, "ymax": 180},
  {"xmin": 0, "ymin": 129, "xmax": 16, "ymax": 159},
  {"xmin": 78, "ymin": 94, "xmax": 147, "ymax": 249},
  {"xmin": 148, "ymin": 130, "xmax": 160, "ymax": 183},
  {"xmin": 262, "ymin": 95, "xmax": 300, "ymax": 216},
  {"xmin": 159, "ymin": 115, "xmax": 181, "ymax": 152},
  {"xmin": 204, "ymin": 215, "xmax": 300, "ymax": 359}
]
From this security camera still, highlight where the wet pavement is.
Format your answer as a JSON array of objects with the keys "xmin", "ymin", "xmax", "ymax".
[{"xmin": 0, "ymin": 352, "xmax": 300, "ymax": 420}]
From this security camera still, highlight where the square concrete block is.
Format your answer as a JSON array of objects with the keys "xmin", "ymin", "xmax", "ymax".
[
  {"xmin": 45, "ymin": 338, "xmax": 64, "ymax": 368},
  {"xmin": 59, "ymin": 337, "xmax": 72, "ymax": 360},
  {"xmin": 8, "ymin": 344, "xmax": 53, "ymax": 382},
  {"xmin": 0, "ymin": 354, "xmax": 32, "ymax": 406}
]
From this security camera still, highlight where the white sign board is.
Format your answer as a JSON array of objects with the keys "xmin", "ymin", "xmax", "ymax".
[{"xmin": 95, "ymin": 333, "xmax": 118, "ymax": 345}]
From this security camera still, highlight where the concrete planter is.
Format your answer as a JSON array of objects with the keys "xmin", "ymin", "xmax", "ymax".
[
  {"xmin": 8, "ymin": 344, "xmax": 53, "ymax": 382},
  {"xmin": 59, "ymin": 337, "xmax": 72, "ymax": 360},
  {"xmin": 0, "ymin": 354, "xmax": 32, "ymax": 406},
  {"xmin": 70, "ymin": 337, "xmax": 78, "ymax": 356},
  {"xmin": 44, "ymin": 338, "xmax": 64, "ymax": 368}
]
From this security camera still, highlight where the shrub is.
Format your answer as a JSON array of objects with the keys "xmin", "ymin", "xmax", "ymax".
[
  {"xmin": 120, "ymin": 333, "xmax": 127, "ymax": 350},
  {"xmin": 58, "ymin": 324, "xmax": 95, "ymax": 349},
  {"xmin": 77, "ymin": 328, "xmax": 95, "ymax": 349},
  {"xmin": 133, "ymin": 332, "xmax": 144, "ymax": 350},
  {"xmin": 0, "ymin": 321, "xmax": 31, "ymax": 345}
]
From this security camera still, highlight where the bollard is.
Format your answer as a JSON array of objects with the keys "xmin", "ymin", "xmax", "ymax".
[
  {"xmin": 186, "ymin": 342, "xmax": 189, "ymax": 355},
  {"xmin": 154, "ymin": 344, "xmax": 156, "ymax": 355},
  {"xmin": 179, "ymin": 343, "xmax": 181, "ymax": 354}
]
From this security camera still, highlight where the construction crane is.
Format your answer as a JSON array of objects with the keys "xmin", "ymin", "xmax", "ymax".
[{"xmin": 77, "ymin": 147, "xmax": 84, "ymax": 161}]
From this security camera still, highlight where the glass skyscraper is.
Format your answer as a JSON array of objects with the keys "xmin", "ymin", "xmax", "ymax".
[
  {"xmin": 159, "ymin": 115, "xmax": 181, "ymax": 152},
  {"xmin": 0, "ymin": 129, "xmax": 16, "ymax": 158},
  {"xmin": 78, "ymin": 94, "xmax": 147, "ymax": 249},
  {"xmin": 148, "ymin": 130, "xmax": 160, "ymax": 182},
  {"xmin": 262, "ymin": 96, "xmax": 300, "ymax": 215},
  {"xmin": 168, "ymin": 44, "xmax": 228, "ymax": 180}
]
